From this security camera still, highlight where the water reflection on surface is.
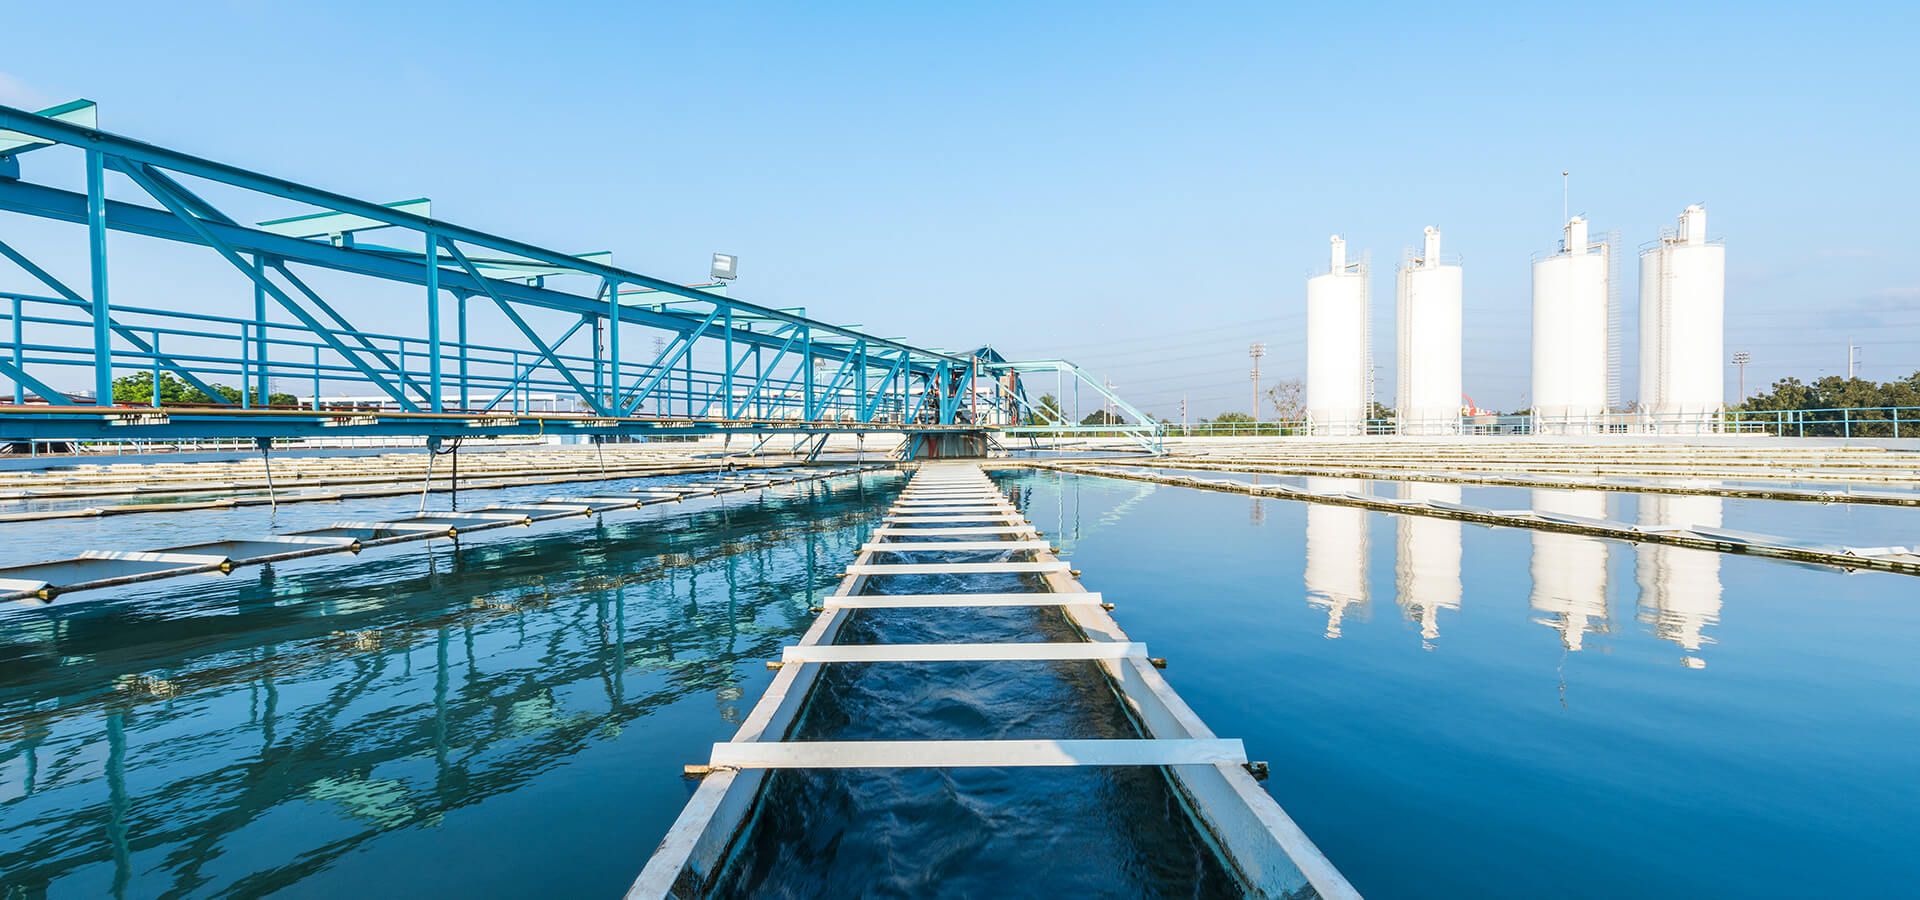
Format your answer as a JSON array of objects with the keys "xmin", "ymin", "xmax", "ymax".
[
  {"xmin": 1303, "ymin": 477, "xmax": 1368, "ymax": 639},
  {"xmin": 1394, "ymin": 483, "xmax": 1462, "ymax": 648},
  {"xmin": 1636, "ymin": 495, "xmax": 1725, "ymax": 668},
  {"xmin": 1268, "ymin": 482, "xmax": 1727, "ymax": 661},
  {"xmin": 0, "ymin": 474, "xmax": 900, "ymax": 899},
  {"xmin": 1013, "ymin": 470, "xmax": 1919, "ymax": 900},
  {"xmin": 1529, "ymin": 489, "xmax": 1612, "ymax": 651}
]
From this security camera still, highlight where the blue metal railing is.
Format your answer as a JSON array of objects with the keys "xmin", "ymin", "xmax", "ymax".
[{"xmin": 0, "ymin": 290, "xmax": 927, "ymax": 423}]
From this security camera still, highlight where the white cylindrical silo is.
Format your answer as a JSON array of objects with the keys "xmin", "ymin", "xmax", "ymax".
[
  {"xmin": 1304, "ymin": 476, "xmax": 1369, "ymax": 638},
  {"xmin": 1395, "ymin": 481, "xmax": 1461, "ymax": 647},
  {"xmin": 1528, "ymin": 489, "xmax": 1610, "ymax": 650},
  {"xmin": 1635, "ymin": 495, "xmax": 1723, "ymax": 667},
  {"xmin": 1396, "ymin": 226, "xmax": 1463, "ymax": 435},
  {"xmin": 1307, "ymin": 236, "xmax": 1371, "ymax": 435},
  {"xmin": 1532, "ymin": 217, "xmax": 1611, "ymax": 433},
  {"xmin": 1638, "ymin": 205, "xmax": 1726, "ymax": 432}
]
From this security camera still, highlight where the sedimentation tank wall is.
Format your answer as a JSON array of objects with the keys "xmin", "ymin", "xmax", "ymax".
[
  {"xmin": 1638, "ymin": 205, "xmax": 1726, "ymax": 431},
  {"xmin": 1532, "ymin": 217, "xmax": 1611, "ymax": 432},
  {"xmin": 1307, "ymin": 236, "xmax": 1371, "ymax": 435},
  {"xmin": 1396, "ymin": 226, "xmax": 1463, "ymax": 435}
]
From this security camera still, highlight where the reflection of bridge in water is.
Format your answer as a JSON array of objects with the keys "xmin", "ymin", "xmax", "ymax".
[{"xmin": 0, "ymin": 474, "xmax": 894, "ymax": 898}]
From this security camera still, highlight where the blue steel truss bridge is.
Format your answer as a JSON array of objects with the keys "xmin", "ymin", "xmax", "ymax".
[{"xmin": 0, "ymin": 101, "xmax": 1159, "ymax": 457}]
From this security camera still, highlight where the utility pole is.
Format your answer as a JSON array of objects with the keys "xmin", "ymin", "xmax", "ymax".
[
  {"xmin": 1732, "ymin": 351, "xmax": 1750, "ymax": 402},
  {"xmin": 1103, "ymin": 375, "xmax": 1112, "ymax": 424},
  {"xmin": 1847, "ymin": 341, "xmax": 1860, "ymax": 379},
  {"xmin": 1249, "ymin": 342, "xmax": 1267, "ymax": 420},
  {"xmin": 1180, "ymin": 395, "xmax": 1188, "ymax": 435}
]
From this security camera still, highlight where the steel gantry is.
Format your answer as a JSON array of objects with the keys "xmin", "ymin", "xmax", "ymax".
[{"xmin": 0, "ymin": 100, "xmax": 1090, "ymax": 448}]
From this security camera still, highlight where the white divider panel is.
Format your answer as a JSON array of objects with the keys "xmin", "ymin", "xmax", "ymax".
[
  {"xmin": 846, "ymin": 561, "xmax": 1069, "ymax": 575},
  {"xmin": 825, "ymin": 592, "xmax": 1102, "ymax": 609},
  {"xmin": 710, "ymin": 738, "xmax": 1248, "ymax": 769},
  {"xmin": 894, "ymin": 499, "xmax": 1011, "ymax": 507},
  {"xmin": 872, "ymin": 526, "xmax": 1039, "ymax": 536},
  {"xmin": 884, "ymin": 515, "xmax": 1025, "ymax": 523},
  {"xmin": 859, "ymin": 541, "xmax": 1050, "ymax": 553},
  {"xmin": 782, "ymin": 641, "xmax": 1142, "ymax": 663}
]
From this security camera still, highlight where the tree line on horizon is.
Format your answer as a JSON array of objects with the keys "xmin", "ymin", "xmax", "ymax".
[
  {"xmin": 1026, "ymin": 369, "xmax": 1920, "ymax": 433},
  {"xmin": 111, "ymin": 371, "xmax": 299, "ymax": 408}
]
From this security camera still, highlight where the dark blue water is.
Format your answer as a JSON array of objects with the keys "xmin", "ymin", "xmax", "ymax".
[
  {"xmin": 0, "ymin": 472, "xmax": 902, "ymax": 899},
  {"xmin": 7, "ymin": 464, "xmax": 1913, "ymax": 899},
  {"xmin": 1010, "ymin": 469, "xmax": 1920, "ymax": 899},
  {"xmin": 709, "ymin": 546, "xmax": 1244, "ymax": 898}
]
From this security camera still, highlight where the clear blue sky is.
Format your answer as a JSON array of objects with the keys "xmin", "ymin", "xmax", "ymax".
[{"xmin": 2, "ymin": 0, "xmax": 1914, "ymax": 417}]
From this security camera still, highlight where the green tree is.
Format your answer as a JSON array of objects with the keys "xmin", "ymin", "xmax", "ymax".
[
  {"xmin": 1736, "ymin": 370, "xmax": 1920, "ymax": 436},
  {"xmin": 1079, "ymin": 409, "xmax": 1128, "ymax": 426},
  {"xmin": 113, "ymin": 372, "xmax": 216, "ymax": 405},
  {"xmin": 111, "ymin": 372, "xmax": 298, "ymax": 408},
  {"xmin": 1027, "ymin": 393, "xmax": 1066, "ymax": 425},
  {"xmin": 1207, "ymin": 411, "xmax": 1255, "ymax": 424}
]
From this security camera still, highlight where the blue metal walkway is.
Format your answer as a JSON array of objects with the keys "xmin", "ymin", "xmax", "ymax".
[{"xmin": 0, "ymin": 101, "xmax": 1159, "ymax": 452}]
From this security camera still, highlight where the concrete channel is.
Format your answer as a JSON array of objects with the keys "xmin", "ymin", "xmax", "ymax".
[{"xmin": 634, "ymin": 461, "xmax": 1359, "ymax": 899}]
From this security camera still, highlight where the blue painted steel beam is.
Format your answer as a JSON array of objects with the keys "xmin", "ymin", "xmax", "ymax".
[
  {"xmin": 84, "ymin": 149, "xmax": 110, "ymax": 404},
  {"xmin": 0, "ymin": 104, "xmax": 961, "ymax": 368},
  {"xmin": 440, "ymin": 239, "xmax": 610, "ymax": 416},
  {"xmin": 0, "ymin": 237, "xmax": 236, "ymax": 406},
  {"xmin": 0, "ymin": 178, "xmax": 921, "ymax": 375},
  {"xmin": 113, "ymin": 163, "xmax": 420, "ymax": 411},
  {"xmin": 121, "ymin": 161, "xmax": 436, "ymax": 402},
  {"xmin": 0, "ymin": 104, "xmax": 1098, "ymax": 440}
]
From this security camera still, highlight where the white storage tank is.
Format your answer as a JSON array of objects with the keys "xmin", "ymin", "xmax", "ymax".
[
  {"xmin": 1306, "ymin": 236, "xmax": 1371, "ymax": 435},
  {"xmin": 1528, "ymin": 489, "xmax": 1611, "ymax": 650},
  {"xmin": 1396, "ymin": 226, "xmax": 1464, "ymax": 434},
  {"xmin": 1531, "ymin": 217, "xmax": 1613, "ymax": 432},
  {"xmin": 1395, "ymin": 481, "xmax": 1461, "ymax": 647},
  {"xmin": 1638, "ymin": 205, "xmax": 1726, "ymax": 431},
  {"xmin": 1304, "ymin": 476, "xmax": 1369, "ymax": 638}
]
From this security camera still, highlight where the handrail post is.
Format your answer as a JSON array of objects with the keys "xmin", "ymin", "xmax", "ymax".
[
  {"xmin": 150, "ymin": 329, "xmax": 161, "ymax": 408},
  {"xmin": 87, "ymin": 149, "xmax": 113, "ymax": 406},
  {"xmin": 457, "ymin": 294, "xmax": 469, "ymax": 411},
  {"xmin": 11, "ymin": 295, "xmax": 22, "ymax": 404},
  {"xmin": 426, "ymin": 231, "xmax": 442, "ymax": 412},
  {"xmin": 239, "ymin": 321, "xmax": 251, "ymax": 409}
]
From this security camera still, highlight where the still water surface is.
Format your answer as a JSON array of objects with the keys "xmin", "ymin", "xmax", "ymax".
[
  {"xmin": 1012, "ymin": 470, "xmax": 1919, "ymax": 899},
  {"xmin": 0, "ymin": 472, "xmax": 902, "ymax": 898},
  {"xmin": 3, "ymin": 467, "xmax": 1915, "ymax": 898}
]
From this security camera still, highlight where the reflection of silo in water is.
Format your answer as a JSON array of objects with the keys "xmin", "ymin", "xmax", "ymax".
[
  {"xmin": 1303, "ymin": 477, "xmax": 1369, "ymax": 638},
  {"xmin": 1395, "ymin": 482, "xmax": 1462, "ymax": 646},
  {"xmin": 1529, "ymin": 489, "xmax": 1611, "ymax": 650},
  {"xmin": 1636, "ymin": 495, "xmax": 1724, "ymax": 667}
]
